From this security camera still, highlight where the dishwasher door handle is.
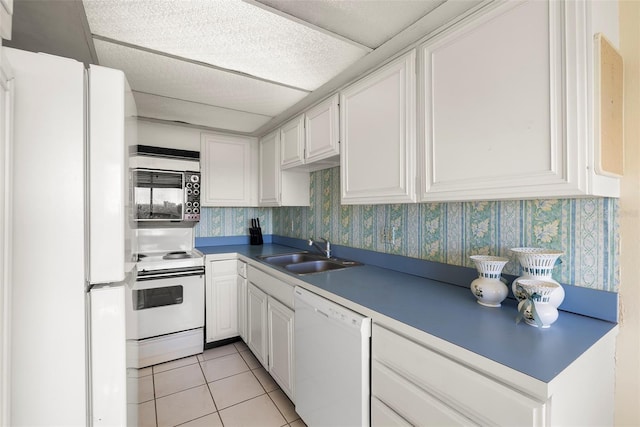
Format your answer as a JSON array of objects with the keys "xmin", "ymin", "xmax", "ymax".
[{"xmin": 315, "ymin": 308, "xmax": 329, "ymax": 318}]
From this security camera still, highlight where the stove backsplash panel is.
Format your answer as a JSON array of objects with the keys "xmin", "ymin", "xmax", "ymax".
[{"xmin": 136, "ymin": 228, "xmax": 196, "ymax": 254}]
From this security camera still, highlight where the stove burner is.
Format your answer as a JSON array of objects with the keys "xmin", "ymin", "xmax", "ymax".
[
  {"xmin": 135, "ymin": 254, "xmax": 148, "ymax": 262},
  {"xmin": 163, "ymin": 251, "xmax": 191, "ymax": 260}
]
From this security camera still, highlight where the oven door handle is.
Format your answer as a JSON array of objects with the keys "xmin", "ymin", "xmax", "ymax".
[{"xmin": 137, "ymin": 266, "xmax": 205, "ymax": 281}]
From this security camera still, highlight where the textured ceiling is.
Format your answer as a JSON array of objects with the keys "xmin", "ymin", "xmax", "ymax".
[
  {"xmin": 254, "ymin": 0, "xmax": 447, "ymax": 49},
  {"xmin": 3, "ymin": 0, "xmax": 482, "ymax": 135},
  {"xmin": 83, "ymin": 0, "xmax": 370, "ymax": 91}
]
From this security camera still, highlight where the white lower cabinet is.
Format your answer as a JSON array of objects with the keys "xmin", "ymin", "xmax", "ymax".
[
  {"xmin": 371, "ymin": 397, "xmax": 412, "ymax": 427},
  {"xmin": 372, "ymin": 324, "xmax": 546, "ymax": 426},
  {"xmin": 267, "ymin": 297, "xmax": 294, "ymax": 400},
  {"xmin": 372, "ymin": 323, "xmax": 617, "ymax": 426},
  {"xmin": 247, "ymin": 282, "xmax": 268, "ymax": 366},
  {"xmin": 247, "ymin": 265, "xmax": 295, "ymax": 402},
  {"xmin": 205, "ymin": 259, "xmax": 239, "ymax": 343},
  {"xmin": 237, "ymin": 260, "xmax": 248, "ymax": 342}
]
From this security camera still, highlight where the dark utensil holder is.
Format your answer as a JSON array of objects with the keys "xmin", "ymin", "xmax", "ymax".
[
  {"xmin": 249, "ymin": 218, "xmax": 263, "ymax": 245},
  {"xmin": 249, "ymin": 226, "xmax": 263, "ymax": 245}
]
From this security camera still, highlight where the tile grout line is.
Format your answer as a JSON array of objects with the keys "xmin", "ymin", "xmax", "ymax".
[
  {"xmin": 151, "ymin": 369, "xmax": 158, "ymax": 427},
  {"xmin": 147, "ymin": 342, "xmax": 301, "ymax": 427},
  {"xmin": 197, "ymin": 349, "xmax": 220, "ymax": 418}
]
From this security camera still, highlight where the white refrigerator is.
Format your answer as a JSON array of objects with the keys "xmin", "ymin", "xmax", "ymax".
[{"xmin": 5, "ymin": 47, "xmax": 137, "ymax": 426}]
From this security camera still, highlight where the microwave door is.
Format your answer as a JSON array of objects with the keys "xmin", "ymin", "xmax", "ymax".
[{"xmin": 134, "ymin": 170, "xmax": 184, "ymax": 221}]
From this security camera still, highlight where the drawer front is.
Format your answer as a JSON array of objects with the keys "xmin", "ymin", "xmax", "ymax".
[
  {"xmin": 373, "ymin": 361, "xmax": 475, "ymax": 426},
  {"xmin": 209, "ymin": 259, "xmax": 237, "ymax": 275},
  {"xmin": 373, "ymin": 324, "xmax": 546, "ymax": 426},
  {"xmin": 237, "ymin": 260, "xmax": 247, "ymax": 278},
  {"xmin": 248, "ymin": 265, "xmax": 294, "ymax": 308},
  {"xmin": 371, "ymin": 397, "xmax": 412, "ymax": 427}
]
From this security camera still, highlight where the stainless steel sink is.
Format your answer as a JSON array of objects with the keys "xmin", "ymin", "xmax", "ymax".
[
  {"xmin": 285, "ymin": 260, "xmax": 348, "ymax": 275},
  {"xmin": 257, "ymin": 252, "xmax": 325, "ymax": 266},
  {"xmin": 257, "ymin": 251, "xmax": 362, "ymax": 275}
]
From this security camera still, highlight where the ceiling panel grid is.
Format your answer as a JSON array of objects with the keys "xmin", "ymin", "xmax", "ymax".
[
  {"xmin": 93, "ymin": 38, "xmax": 308, "ymax": 117},
  {"xmin": 83, "ymin": 0, "xmax": 370, "ymax": 91}
]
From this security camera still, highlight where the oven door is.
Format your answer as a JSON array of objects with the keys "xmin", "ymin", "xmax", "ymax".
[{"xmin": 126, "ymin": 268, "xmax": 204, "ymax": 340}]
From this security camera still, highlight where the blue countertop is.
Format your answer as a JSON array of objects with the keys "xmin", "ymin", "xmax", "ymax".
[{"xmin": 197, "ymin": 243, "xmax": 617, "ymax": 384}]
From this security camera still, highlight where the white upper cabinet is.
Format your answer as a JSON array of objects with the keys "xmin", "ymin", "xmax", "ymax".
[
  {"xmin": 419, "ymin": 0, "xmax": 621, "ymax": 201},
  {"xmin": 340, "ymin": 51, "xmax": 417, "ymax": 205},
  {"xmin": 200, "ymin": 133, "xmax": 258, "ymax": 207},
  {"xmin": 259, "ymin": 129, "xmax": 309, "ymax": 207},
  {"xmin": 0, "ymin": 0, "xmax": 12, "ymax": 40},
  {"xmin": 259, "ymin": 130, "xmax": 280, "ymax": 206},
  {"xmin": 280, "ymin": 96, "xmax": 340, "ymax": 172},
  {"xmin": 280, "ymin": 114, "xmax": 305, "ymax": 169},
  {"xmin": 304, "ymin": 94, "xmax": 340, "ymax": 170}
]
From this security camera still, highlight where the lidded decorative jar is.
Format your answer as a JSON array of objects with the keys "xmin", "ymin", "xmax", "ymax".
[
  {"xmin": 469, "ymin": 255, "xmax": 509, "ymax": 307},
  {"xmin": 510, "ymin": 247, "xmax": 564, "ymax": 308}
]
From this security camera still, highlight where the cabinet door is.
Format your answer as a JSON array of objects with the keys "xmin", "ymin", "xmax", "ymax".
[
  {"xmin": 305, "ymin": 94, "xmax": 339, "ymax": 168},
  {"xmin": 373, "ymin": 324, "xmax": 546, "ymax": 426},
  {"xmin": 372, "ymin": 361, "xmax": 475, "ymax": 426},
  {"xmin": 200, "ymin": 133, "xmax": 257, "ymax": 207},
  {"xmin": 280, "ymin": 114, "xmax": 305, "ymax": 170},
  {"xmin": 237, "ymin": 275, "xmax": 247, "ymax": 342},
  {"xmin": 340, "ymin": 51, "xmax": 416, "ymax": 204},
  {"xmin": 371, "ymin": 397, "xmax": 412, "ymax": 427},
  {"xmin": 0, "ymin": 0, "xmax": 12, "ymax": 39},
  {"xmin": 205, "ymin": 260, "xmax": 238, "ymax": 343},
  {"xmin": 0, "ymin": 52, "xmax": 12, "ymax": 427},
  {"xmin": 259, "ymin": 130, "xmax": 280, "ymax": 206},
  {"xmin": 267, "ymin": 297, "xmax": 294, "ymax": 401},
  {"xmin": 419, "ymin": 0, "xmax": 619, "ymax": 201},
  {"xmin": 247, "ymin": 282, "xmax": 268, "ymax": 367},
  {"xmin": 259, "ymin": 128, "xmax": 310, "ymax": 207}
]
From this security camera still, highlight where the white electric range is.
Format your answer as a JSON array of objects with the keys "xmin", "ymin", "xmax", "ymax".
[{"xmin": 127, "ymin": 228, "xmax": 205, "ymax": 368}]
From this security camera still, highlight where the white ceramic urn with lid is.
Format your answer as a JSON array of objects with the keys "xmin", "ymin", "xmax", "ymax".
[{"xmin": 510, "ymin": 247, "xmax": 564, "ymax": 308}]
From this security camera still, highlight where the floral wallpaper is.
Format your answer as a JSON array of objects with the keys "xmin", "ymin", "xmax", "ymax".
[
  {"xmin": 197, "ymin": 167, "xmax": 619, "ymax": 292},
  {"xmin": 195, "ymin": 207, "xmax": 273, "ymax": 237},
  {"xmin": 277, "ymin": 167, "xmax": 619, "ymax": 292}
]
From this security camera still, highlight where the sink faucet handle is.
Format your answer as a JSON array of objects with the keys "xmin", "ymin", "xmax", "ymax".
[{"xmin": 323, "ymin": 239, "xmax": 331, "ymax": 258}]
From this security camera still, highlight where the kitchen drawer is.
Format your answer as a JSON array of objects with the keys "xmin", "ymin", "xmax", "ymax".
[
  {"xmin": 371, "ymin": 396, "xmax": 412, "ymax": 427},
  {"xmin": 248, "ymin": 265, "xmax": 294, "ymax": 308},
  {"xmin": 237, "ymin": 260, "xmax": 247, "ymax": 278},
  {"xmin": 209, "ymin": 259, "xmax": 237, "ymax": 276},
  {"xmin": 372, "ymin": 360, "xmax": 474, "ymax": 426},
  {"xmin": 373, "ymin": 324, "xmax": 546, "ymax": 426}
]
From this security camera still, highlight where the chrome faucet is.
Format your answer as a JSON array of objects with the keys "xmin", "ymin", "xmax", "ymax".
[{"xmin": 308, "ymin": 237, "xmax": 331, "ymax": 258}]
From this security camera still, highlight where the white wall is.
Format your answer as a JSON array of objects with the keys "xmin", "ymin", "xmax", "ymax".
[
  {"xmin": 137, "ymin": 119, "xmax": 204, "ymax": 152},
  {"xmin": 615, "ymin": 1, "xmax": 640, "ymax": 424}
]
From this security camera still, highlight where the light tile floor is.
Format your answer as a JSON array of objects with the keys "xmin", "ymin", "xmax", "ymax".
[{"xmin": 128, "ymin": 341, "xmax": 306, "ymax": 427}]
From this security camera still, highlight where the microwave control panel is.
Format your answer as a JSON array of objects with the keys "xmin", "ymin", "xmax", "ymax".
[{"xmin": 184, "ymin": 172, "xmax": 201, "ymax": 221}]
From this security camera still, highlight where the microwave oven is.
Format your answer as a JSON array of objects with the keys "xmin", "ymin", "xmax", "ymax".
[{"xmin": 132, "ymin": 168, "xmax": 201, "ymax": 223}]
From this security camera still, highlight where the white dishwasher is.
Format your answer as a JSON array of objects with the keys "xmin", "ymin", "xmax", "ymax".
[{"xmin": 294, "ymin": 286, "xmax": 371, "ymax": 427}]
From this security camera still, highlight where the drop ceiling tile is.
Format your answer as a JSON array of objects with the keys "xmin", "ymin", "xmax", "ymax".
[
  {"xmin": 255, "ymin": 0, "xmax": 446, "ymax": 49},
  {"xmin": 133, "ymin": 92, "xmax": 272, "ymax": 134},
  {"xmin": 83, "ymin": 0, "xmax": 369, "ymax": 90},
  {"xmin": 94, "ymin": 39, "xmax": 307, "ymax": 117}
]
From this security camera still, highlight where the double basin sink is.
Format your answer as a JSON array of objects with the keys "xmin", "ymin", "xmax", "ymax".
[{"xmin": 257, "ymin": 252, "xmax": 362, "ymax": 275}]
